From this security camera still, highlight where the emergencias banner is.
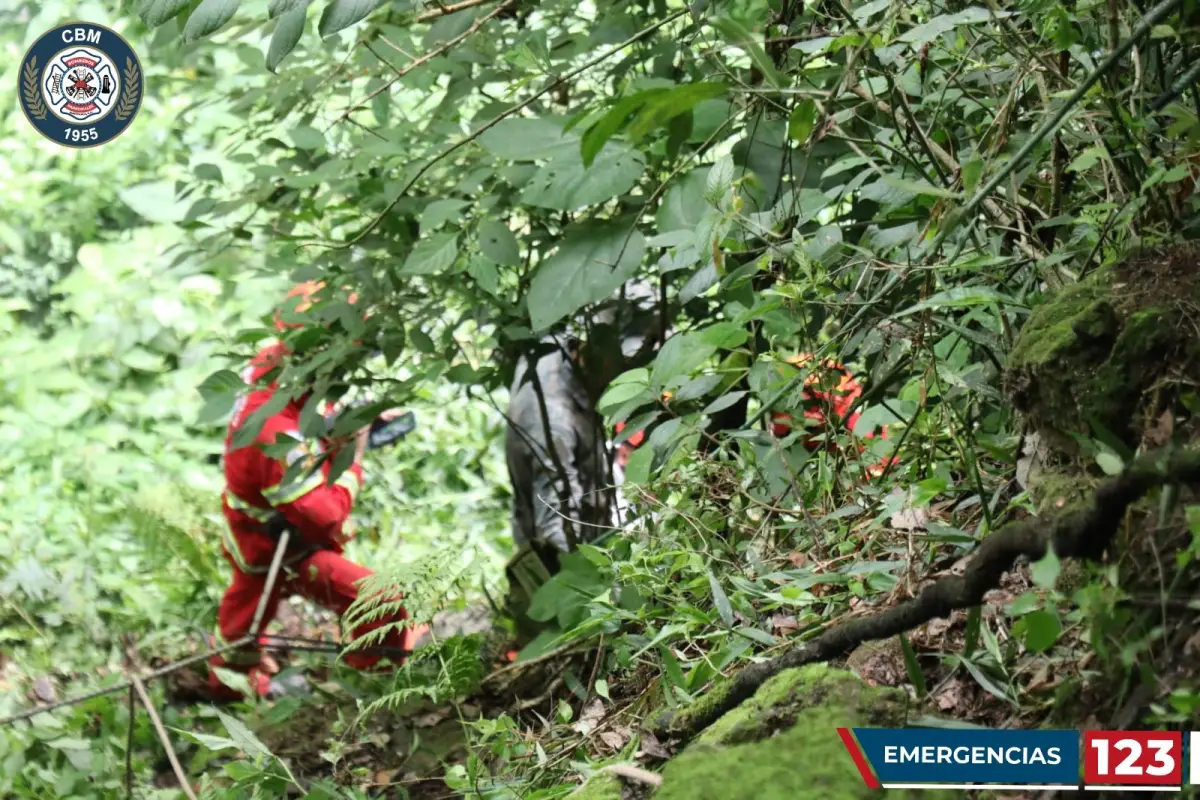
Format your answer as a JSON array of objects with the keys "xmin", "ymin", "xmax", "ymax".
[{"xmin": 838, "ymin": 728, "xmax": 1192, "ymax": 790}]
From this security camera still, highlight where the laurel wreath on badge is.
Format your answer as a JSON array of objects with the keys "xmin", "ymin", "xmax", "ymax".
[
  {"xmin": 115, "ymin": 58, "xmax": 140, "ymax": 122},
  {"xmin": 21, "ymin": 56, "xmax": 47, "ymax": 121}
]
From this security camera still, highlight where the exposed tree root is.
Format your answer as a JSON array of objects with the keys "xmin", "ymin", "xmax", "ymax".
[{"xmin": 651, "ymin": 445, "xmax": 1200, "ymax": 742}]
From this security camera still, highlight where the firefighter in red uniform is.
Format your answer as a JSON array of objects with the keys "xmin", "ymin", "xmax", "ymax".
[
  {"xmin": 206, "ymin": 282, "xmax": 422, "ymax": 701},
  {"xmin": 615, "ymin": 355, "xmax": 893, "ymax": 476},
  {"xmin": 770, "ymin": 353, "xmax": 894, "ymax": 476}
]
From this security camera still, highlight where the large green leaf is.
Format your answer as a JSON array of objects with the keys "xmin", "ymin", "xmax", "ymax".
[
  {"xmin": 710, "ymin": 17, "xmax": 786, "ymax": 89},
  {"xmin": 651, "ymin": 323, "xmax": 745, "ymax": 388},
  {"xmin": 478, "ymin": 118, "xmax": 579, "ymax": 162},
  {"xmin": 521, "ymin": 145, "xmax": 645, "ymax": 210},
  {"xmin": 118, "ymin": 182, "xmax": 186, "ymax": 223},
  {"xmin": 183, "ymin": 0, "xmax": 242, "ymax": 42},
  {"xmin": 402, "ymin": 233, "xmax": 460, "ymax": 275},
  {"xmin": 267, "ymin": 3, "xmax": 311, "ymax": 70},
  {"xmin": 139, "ymin": 0, "xmax": 192, "ymax": 26},
  {"xmin": 478, "ymin": 219, "xmax": 520, "ymax": 265},
  {"xmin": 581, "ymin": 94, "xmax": 651, "ymax": 168},
  {"xmin": 318, "ymin": 0, "xmax": 385, "ymax": 36},
  {"xmin": 899, "ymin": 7, "xmax": 1012, "ymax": 47},
  {"xmin": 656, "ymin": 168, "xmax": 711, "ymax": 234},
  {"xmin": 527, "ymin": 221, "xmax": 645, "ymax": 331},
  {"xmin": 420, "ymin": 199, "xmax": 470, "ymax": 233}
]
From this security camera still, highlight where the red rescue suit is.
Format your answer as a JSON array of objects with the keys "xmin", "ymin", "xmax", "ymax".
[
  {"xmin": 771, "ymin": 354, "xmax": 894, "ymax": 477},
  {"xmin": 614, "ymin": 356, "xmax": 894, "ymax": 477},
  {"xmin": 208, "ymin": 335, "xmax": 417, "ymax": 700}
]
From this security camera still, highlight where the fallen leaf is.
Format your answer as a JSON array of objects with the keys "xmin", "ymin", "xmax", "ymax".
[
  {"xmin": 414, "ymin": 709, "xmax": 451, "ymax": 728},
  {"xmin": 374, "ymin": 769, "xmax": 396, "ymax": 785},
  {"xmin": 770, "ymin": 613, "xmax": 799, "ymax": 636},
  {"xmin": 599, "ymin": 729, "xmax": 628, "ymax": 750},
  {"xmin": 1144, "ymin": 409, "xmax": 1175, "ymax": 448},
  {"xmin": 639, "ymin": 731, "xmax": 671, "ymax": 759},
  {"xmin": 934, "ymin": 679, "xmax": 970, "ymax": 712},
  {"xmin": 572, "ymin": 699, "xmax": 606, "ymax": 736},
  {"xmin": 32, "ymin": 676, "xmax": 56, "ymax": 703},
  {"xmin": 890, "ymin": 506, "xmax": 929, "ymax": 531},
  {"xmin": 785, "ymin": 552, "xmax": 808, "ymax": 568}
]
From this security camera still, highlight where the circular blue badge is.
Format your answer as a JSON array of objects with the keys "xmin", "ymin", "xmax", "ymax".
[{"xmin": 18, "ymin": 22, "xmax": 143, "ymax": 149}]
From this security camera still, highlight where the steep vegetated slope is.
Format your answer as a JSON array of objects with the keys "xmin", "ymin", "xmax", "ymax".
[{"xmin": 2, "ymin": 0, "xmax": 1200, "ymax": 796}]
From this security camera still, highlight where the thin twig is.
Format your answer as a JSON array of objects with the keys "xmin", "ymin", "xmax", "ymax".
[
  {"xmin": 602, "ymin": 764, "xmax": 664, "ymax": 787},
  {"xmin": 251, "ymin": 531, "xmax": 292, "ymax": 636},
  {"xmin": 125, "ymin": 687, "xmax": 135, "ymax": 800},
  {"xmin": 131, "ymin": 674, "xmax": 198, "ymax": 800}
]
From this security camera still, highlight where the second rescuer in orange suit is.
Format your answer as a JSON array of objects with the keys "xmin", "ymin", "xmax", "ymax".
[{"xmin": 207, "ymin": 283, "xmax": 423, "ymax": 701}]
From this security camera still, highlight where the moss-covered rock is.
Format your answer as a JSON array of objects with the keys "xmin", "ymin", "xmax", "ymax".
[
  {"xmin": 656, "ymin": 664, "xmax": 955, "ymax": 800},
  {"xmin": 1004, "ymin": 242, "xmax": 1200, "ymax": 456}
]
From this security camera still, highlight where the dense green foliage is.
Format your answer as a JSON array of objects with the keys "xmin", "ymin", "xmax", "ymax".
[{"xmin": 2, "ymin": 0, "xmax": 1200, "ymax": 795}]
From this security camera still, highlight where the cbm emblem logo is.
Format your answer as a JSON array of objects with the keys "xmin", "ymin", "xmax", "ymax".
[{"xmin": 19, "ymin": 22, "xmax": 143, "ymax": 148}]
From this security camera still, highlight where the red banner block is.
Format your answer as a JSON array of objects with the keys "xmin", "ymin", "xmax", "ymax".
[{"xmin": 1084, "ymin": 731, "xmax": 1182, "ymax": 786}]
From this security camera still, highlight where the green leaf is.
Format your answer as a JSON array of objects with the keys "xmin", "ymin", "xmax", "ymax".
[
  {"xmin": 139, "ymin": 0, "xmax": 192, "ymax": 26},
  {"xmin": 211, "ymin": 667, "xmax": 253, "ymax": 699},
  {"xmin": 881, "ymin": 174, "xmax": 963, "ymax": 200},
  {"xmin": 194, "ymin": 163, "xmax": 224, "ymax": 182},
  {"xmin": 893, "ymin": 286, "xmax": 1017, "ymax": 317},
  {"xmin": 787, "ymin": 99, "xmax": 817, "ymax": 143},
  {"xmin": 402, "ymin": 233, "xmax": 460, "ymax": 276},
  {"xmin": 598, "ymin": 382, "xmax": 651, "ymax": 415},
  {"xmin": 521, "ymin": 145, "xmax": 646, "ymax": 210},
  {"xmin": 958, "ymin": 657, "xmax": 1013, "ymax": 705},
  {"xmin": 581, "ymin": 93, "xmax": 653, "ymax": 168},
  {"xmin": 478, "ymin": 118, "xmax": 579, "ymax": 161},
  {"xmin": 651, "ymin": 324, "xmax": 744, "ymax": 389},
  {"xmin": 318, "ymin": 0, "xmax": 384, "ymax": 36},
  {"xmin": 659, "ymin": 645, "xmax": 687, "ymax": 689},
  {"xmin": 734, "ymin": 626, "xmax": 777, "ymax": 646},
  {"xmin": 899, "ymin": 7, "xmax": 1009, "ymax": 47},
  {"xmin": 963, "ymin": 605, "xmax": 981, "ymax": 657},
  {"xmin": 269, "ymin": 0, "xmax": 309, "ymax": 15},
  {"xmin": 623, "ymin": 444, "xmax": 653, "ymax": 484},
  {"xmin": 527, "ymin": 221, "xmax": 645, "ymax": 331},
  {"xmin": 477, "ymin": 219, "xmax": 520, "ymax": 265},
  {"xmin": 289, "ymin": 125, "xmax": 325, "ymax": 150},
  {"xmin": 711, "ymin": 17, "xmax": 786, "ymax": 89},
  {"xmin": 899, "ymin": 634, "xmax": 926, "ymax": 697},
  {"xmin": 626, "ymin": 82, "xmax": 728, "ymax": 142},
  {"xmin": 215, "ymin": 709, "xmax": 273, "ymax": 760},
  {"xmin": 118, "ymin": 182, "xmax": 186, "ymax": 223},
  {"xmin": 594, "ymin": 679, "xmax": 610, "ymax": 700},
  {"xmin": 420, "ymin": 199, "xmax": 470, "ymax": 233},
  {"xmin": 1096, "ymin": 450, "xmax": 1124, "ymax": 476},
  {"xmin": 184, "ymin": 0, "xmax": 242, "ymax": 41},
  {"xmin": 1021, "ymin": 610, "xmax": 1061, "ymax": 653},
  {"xmin": 267, "ymin": 3, "xmax": 311, "ymax": 71},
  {"xmin": 176, "ymin": 729, "xmax": 241, "ymax": 752},
  {"xmin": 1031, "ymin": 547, "xmax": 1061, "ymax": 589},
  {"xmin": 961, "ymin": 160, "xmax": 983, "ymax": 194},
  {"xmin": 656, "ymin": 168, "xmax": 710, "ymax": 234},
  {"xmin": 707, "ymin": 571, "xmax": 734, "ymax": 627}
]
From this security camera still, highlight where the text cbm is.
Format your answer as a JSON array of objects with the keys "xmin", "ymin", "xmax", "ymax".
[{"xmin": 62, "ymin": 28, "xmax": 101, "ymax": 44}]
